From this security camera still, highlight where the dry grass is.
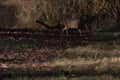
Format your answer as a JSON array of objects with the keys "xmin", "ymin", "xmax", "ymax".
[
  {"xmin": 0, "ymin": 0, "xmax": 41, "ymax": 28},
  {"xmin": 0, "ymin": 0, "xmax": 120, "ymax": 79},
  {"xmin": 64, "ymin": 42, "xmax": 120, "ymax": 59},
  {"xmin": 0, "ymin": 40, "xmax": 120, "ymax": 79},
  {"xmin": 0, "ymin": 0, "xmax": 116, "ymax": 29},
  {"xmin": 1, "ymin": 41, "xmax": 120, "ymax": 75}
]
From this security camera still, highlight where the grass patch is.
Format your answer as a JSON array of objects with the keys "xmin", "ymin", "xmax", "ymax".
[
  {"xmin": 62, "ymin": 43, "xmax": 120, "ymax": 59},
  {"xmin": 4, "ymin": 75, "xmax": 120, "ymax": 80},
  {"xmin": 0, "ymin": 26, "xmax": 120, "ymax": 79}
]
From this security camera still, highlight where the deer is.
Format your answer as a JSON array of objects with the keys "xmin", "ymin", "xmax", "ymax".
[
  {"xmin": 61, "ymin": 14, "xmax": 92, "ymax": 36},
  {"xmin": 62, "ymin": 18, "xmax": 82, "ymax": 36},
  {"xmin": 36, "ymin": 12, "xmax": 94, "ymax": 36}
]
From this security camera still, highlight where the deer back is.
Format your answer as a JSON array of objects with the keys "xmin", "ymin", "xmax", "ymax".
[{"xmin": 63, "ymin": 19, "xmax": 80, "ymax": 29}]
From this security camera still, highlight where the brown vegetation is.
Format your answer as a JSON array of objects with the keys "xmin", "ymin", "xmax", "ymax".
[
  {"xmin": 0, "ymin": 0, "xmax": 120, "ymax": 79},
  {"xmin": 0, "ymin": 0, "xmax": 120, "ymax": 30}
]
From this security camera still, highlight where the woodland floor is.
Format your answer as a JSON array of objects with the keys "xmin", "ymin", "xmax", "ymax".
[{"xmin": 0, "ymin": 27, "xmax": 120, "ymax": 80}]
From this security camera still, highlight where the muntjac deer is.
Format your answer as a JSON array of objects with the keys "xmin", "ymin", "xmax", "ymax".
[
  {"xmin": 62, "ymin": 17, "xmax": 88, "ymax": 36},
  {"xmin": 62, "ymin": 19, "xmax": 82, "ymax": 36}
]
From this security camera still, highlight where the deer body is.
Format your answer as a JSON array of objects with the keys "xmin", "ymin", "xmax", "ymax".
[{"xmin": 62, "ymin": 19, "xmax": 82, "ymax": 35}]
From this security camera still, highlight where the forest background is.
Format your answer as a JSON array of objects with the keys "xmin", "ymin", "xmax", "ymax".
[{"xmin": 0, "ymin": 0, "xmax": 120, "ymax": 29}]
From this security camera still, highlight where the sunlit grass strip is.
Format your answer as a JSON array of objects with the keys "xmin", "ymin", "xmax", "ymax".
[
  {"xmin": 1, "ymin": 57, "xmax": 119, "ymax": 77},
  {"xmin": 64, "ymin": 44, "xmax": 120, "ymax": 58},
  {"xmin": 49, "ymin": 57, "xmax": 120, "ymax": 72}
]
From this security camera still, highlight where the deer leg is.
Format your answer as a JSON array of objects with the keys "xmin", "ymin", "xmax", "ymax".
[
  {"xmin": 62, "ymin": 28, "xmax": 66, "ymax": 34},
  {"xmin": 66, "ymin": 29, "xmax": 69, "ymax": 36},
  {"xmin": 78, "ymin": 29, "xmax": 82, "ymax": 36}
]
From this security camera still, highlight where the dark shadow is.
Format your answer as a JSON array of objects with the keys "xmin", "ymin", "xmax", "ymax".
[
  {"xmin": 0, "ymin": 27, "xmax": 99, "ymax": 49},
  {"xmin": 0, "ymin": 34, "xmax": 95, "ymax": 49},
  {"xmin": 36, "ymin": 20, "xmax": 63, "ymax": 31},
  {"xmin": 94, "ymin": 26, "xmax": 120, "ymax": 42},
  {"xmin": 1, "ymin": 68, "xmax": 120, "ymax": 79},
  {"xmin": 0, "ymin": 4, "xmax": 19, "ymax": 28},
  {"xmin": 97, "ymin": 26, "xmax": 120, "ymax": 33}
]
